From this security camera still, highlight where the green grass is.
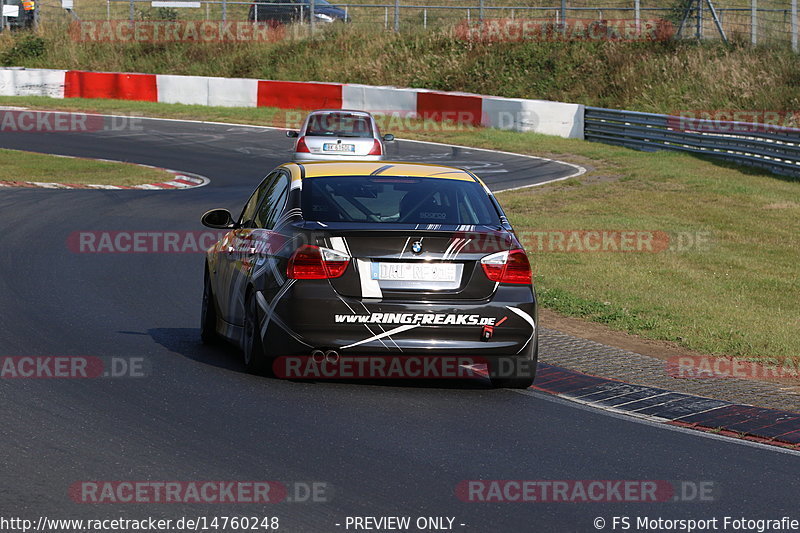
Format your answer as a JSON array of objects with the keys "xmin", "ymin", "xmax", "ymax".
[
  {"xmin": 0, "ymin": 146, "xmax": 172, "ymax": 185},
  {"xmin": 3, "ymin": 22, "xmax": 800, "ymax": 115},
  {"xmin": 0, "ymin": 94, "xmax": 798, "ymax": 365}
]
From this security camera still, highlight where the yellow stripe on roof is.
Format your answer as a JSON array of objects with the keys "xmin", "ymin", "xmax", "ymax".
[
  {"xmin": 291, "ymin": 161, "xmax": 476, "ymax": 182},
  {"xmin": 278, "ymin": 162, "xmax": 304, "ymax": 184}
]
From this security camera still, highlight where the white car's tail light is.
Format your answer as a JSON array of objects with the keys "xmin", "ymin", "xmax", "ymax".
[
  {"xmin": 295, "ymin": 137, "xmax": 310, "ymax": 153},
  {"xmin": 367, "ymin": 139, "xmax": 382, "ymax": 156}
]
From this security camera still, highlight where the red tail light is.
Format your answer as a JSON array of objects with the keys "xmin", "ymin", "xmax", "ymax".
[
  {"xmin": 367, "ymin": 139, "xmax": 382, "ymax": 156},
  {"xmin": 480, "ymin": 249, "xmax": 531, "ymax": 285},
  {"xmin": 287, "ymin": 245, "xmax": 350, "ymax": 279},
  {"xmin": 295, "ymin": 137, "xmax": 310, "ymax": 153}
]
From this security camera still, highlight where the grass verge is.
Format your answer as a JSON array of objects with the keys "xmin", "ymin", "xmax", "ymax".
[
  {"xmin": 0, "ymin": 146, "xmax": 173, "ymax": 185},
  {"xmin": 0, "ymin": 94, "xmax": 798, "ymax": 364}
]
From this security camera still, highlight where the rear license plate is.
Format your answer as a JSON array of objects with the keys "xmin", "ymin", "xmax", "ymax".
[
  {"xmin": 323, "ymin": 143, "xmax": 355, "ymax": 152},
  {"xmin": 371, "ymin": 262, "xmax": 457, "ymax": 282}
]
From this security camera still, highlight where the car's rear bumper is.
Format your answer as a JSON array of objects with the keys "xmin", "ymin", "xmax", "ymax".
[
  {"xmin": 259, "ymin": 281, "xmax": 537, "ymax": 358},
  {"xmin": 293, "ymin": 153, "xmax": 384, "ymax": 162}
]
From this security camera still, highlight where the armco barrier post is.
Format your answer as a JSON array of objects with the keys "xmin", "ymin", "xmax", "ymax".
[{"xmin": 697, "ymin": 0, "xmax": 703, "ymax": 40}]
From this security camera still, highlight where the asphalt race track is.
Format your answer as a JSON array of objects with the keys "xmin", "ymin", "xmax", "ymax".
[{"xmin": 0, "ymin": 116, "xmax": 798, "ymax": 532}]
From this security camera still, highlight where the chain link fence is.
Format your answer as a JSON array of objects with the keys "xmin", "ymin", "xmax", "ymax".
[{"xmin": 4, "ymin": 0, "xmax": 800, "ymax": 50}]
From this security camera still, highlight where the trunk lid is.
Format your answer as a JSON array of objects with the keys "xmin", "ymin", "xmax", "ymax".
[
  {"xmin": 310, "ymin": 224, "xmax": 517, "ymax": 301},
  {"xmin": 303, "ymin": 136, "xmax": 378, "ymax": 157}
]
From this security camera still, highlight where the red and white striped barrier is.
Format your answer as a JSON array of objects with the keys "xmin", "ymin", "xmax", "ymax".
[
  {"xmin": 65, "ymin": 70, "xmax": 158, "ymax": 101},
  {"xmin": 0, "ymin": 68, "xmax": 584, "ymax": 139}
]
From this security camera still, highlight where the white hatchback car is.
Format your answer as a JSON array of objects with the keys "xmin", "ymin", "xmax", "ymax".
[{"xmin": 287, "ymin": 110, "xmax": 394, "ymax": 161}]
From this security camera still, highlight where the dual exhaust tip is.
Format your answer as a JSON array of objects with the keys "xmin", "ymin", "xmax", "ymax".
[{"xmin": 311, "ymin": 349, "xmax": 339, "ymax": 363}]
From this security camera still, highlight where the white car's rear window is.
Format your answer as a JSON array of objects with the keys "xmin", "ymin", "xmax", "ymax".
[{"xmin": 306, "ymin": 114, "xmax": 374, "ymax": 138}]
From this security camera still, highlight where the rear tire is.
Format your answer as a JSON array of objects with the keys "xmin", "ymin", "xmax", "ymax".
[
  {"xmin": 242, "ymin": 291, "xmax": 271, "ymax": 375},
  {"xmin": 200, "ymin": 268, "xmax": 218, "ymax": 345}
]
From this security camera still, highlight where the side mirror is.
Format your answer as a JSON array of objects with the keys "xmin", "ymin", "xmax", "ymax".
[
  {"xmin": 286, "ymin": 130, "xmax": 299, "ymax": 138},
  {"xmin": 383, "ymin": 133, "xmax": 395, "ymax": 142},
  {"xmin": 201, "ymin": 208, "xmax": 236, "ymax": 229}
]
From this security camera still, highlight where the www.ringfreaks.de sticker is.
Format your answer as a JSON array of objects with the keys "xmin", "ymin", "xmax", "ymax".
[{"xmin": 334, "ymin": 313, "xmax": 498, "ymax": 326}]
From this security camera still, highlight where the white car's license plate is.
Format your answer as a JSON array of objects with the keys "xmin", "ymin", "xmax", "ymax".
[
  {"xmin": 323, "ymin": 143, "xmax": 355, "ymax": 152},
  {"xmin": 371, "ymin": 262, "xmax": 457, "ymax": 282}
]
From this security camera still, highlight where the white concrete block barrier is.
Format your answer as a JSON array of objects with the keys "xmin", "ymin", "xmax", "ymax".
[
  {"xmin": 156, "ymin": 75, "xmax": 259, "ymax": 107},
  {"xmin": 0, "ymin": 68, "xmax": 67, "ymax": 98},
  {"xmin": 481, "ymin": 97, "xmax": 585, "ymax": 140},
  {"xmin": 341, "ymin": 84, "xmax": 418, "ymax": 115}
]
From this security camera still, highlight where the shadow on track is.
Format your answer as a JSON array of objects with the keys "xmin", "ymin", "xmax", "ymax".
[{"xmin": 147, "ymin": 327, "xmax": 494, "ymax": 391}]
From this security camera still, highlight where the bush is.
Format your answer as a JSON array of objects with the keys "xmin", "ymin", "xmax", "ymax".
[{"xmin": 1, "ymin": 34, "xmax": 46, "ymax": 65}]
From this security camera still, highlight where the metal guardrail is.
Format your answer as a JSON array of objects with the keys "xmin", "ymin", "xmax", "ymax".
[{"xmin": 584, "ymin": 107, "xmax": 800, "ymax": 179}]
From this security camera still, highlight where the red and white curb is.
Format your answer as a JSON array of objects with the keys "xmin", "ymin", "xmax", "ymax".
[{"xmin": 0, "ymin": 168, "xmax": 209, "ymax": 190}]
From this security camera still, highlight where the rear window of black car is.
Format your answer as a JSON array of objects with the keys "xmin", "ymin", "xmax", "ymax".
[
  {"xmin": 301, "ymin": 176, "xmax": 501, "ymax": 225},
  {"xmin": 306, "ymin": 113, "xmax": 374, "ymax": 138}
]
